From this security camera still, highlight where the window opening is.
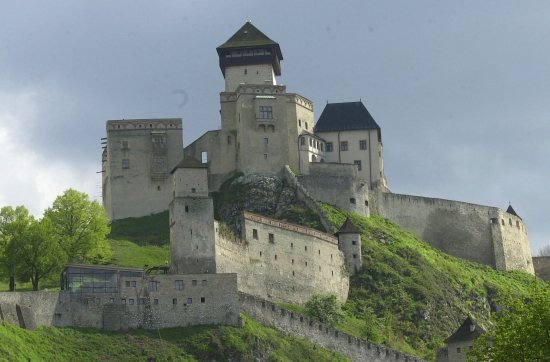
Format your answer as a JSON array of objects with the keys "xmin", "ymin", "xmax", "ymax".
[
  {"xmin": 187, "ymin": 298, "xmax": 193, "ymax": 304},
  {"xmin": 122, "ymin": 141, "xmax": 128, "ymax": 149},
  {"xmin": 149, "ymin": 281, "xmax": 157, "ymax": 291},
  {"xmin": 202, "ymin": 280, "xmax": 207, "ymax": 286},
  {"xmin": 122, "ymin": 159, "xmax": 129, "ymax": 169},
  {"xmin": 359, "ymin": 140, "xmax": 367, "ymax": 150},
  {"xmin": 354, "ymin": 160, "xmax": 362, "ymax": 171},
  {"xmin": 154, "ymin": 299, "xmax": 159, "ymax": 305},
  {"xmin": 201, "ymin": 151, "xmax": 207, "ymax": 163},
  {"xmin": 341, "ymin": 141, "xmax": 348, "ymax": 151},
  {"xmin": 350, "ymin": 198, "xmax": 356, "ymax": 204},
  {"xmin": 269, "ymin": 233, "xmax": 274, "ymax": 243},
  {"xmin": 139, "ymin": 298, "xmax": 145, "ymax": 305},
  {"xmin": 175, "ymin": 280, "xmax": 184, "ymax": 290},
  {"xmin": 192, "ymin": 280, "xmax": 197, "ymax": 286},
  {"xmin": 326, "ymin": 142, "xmax": 333, "ymax": 152},
  {"xmin": 201, "ymin": 297, "xmax": 205, "ymax": 303},
  {"xmin": 264, "ymin": 138, "xmax": 268, "ymax": 144},
  {"xmin": 129, "ymin": 299, "xmax": 134, "ymax": 305},
  {"xmin": 173, "ymin": 298, "xmax": 177, "ymax": 304},
  {"xmin": 185, "ymin": 206, "xmax": 189, "ymax": 212},
  {"xmin": 253, "ymin": 229, "xmax": 258, "ymax": 239},
  {"xmin": 259, "ymin": 106, "xmax": 273, "ymax": 119}
]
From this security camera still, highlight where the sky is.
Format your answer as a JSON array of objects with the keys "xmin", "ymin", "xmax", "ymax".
[{"xmin": 0, "ymin": 1, "xmax": 548, "ymax": 254}]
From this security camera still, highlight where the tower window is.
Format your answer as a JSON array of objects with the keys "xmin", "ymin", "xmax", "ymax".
[
  {"xmin": 305, "ymin": 122, "xmax": 308, "ymax": 129},
  {"xmin": 350, "ymin": 198, "xmax": 356, "ymax": 204},
  {"xmin": 149, "ymin": 281, "xmax": 157, "ymax": 291},
  {"xmin": 154, "ymin": 139, "xmax": 159, "ymax": 148},
  {"xmin": 175, "ymin": 280, "xmax": 184, "ymax": 290},
  {"xmin": 259, "ymin": 106, "xmax": 273, "ymax": 119},
  {"xmin": 244, "ymin": 69, "xmax": 247, "ymax": 75},
  {"xmin": 227, "ymin": 136, "xmax": 232, "ymax": 144},
  {"xmin": 326, "ymin": 142, "xmax": 333, "ymax": 152},
  {"xmin": 354, "ymin": 160, "xmax": 362, "ymax": 171},
  {"xmin": 185, "ymin": 206, "xmax": 189, "ymax": 212},
  {"xmin": 264, "ymin": 138, "xmax": 268, "ymax": 144},
  {"xmin": 122, "ymin": 159, "xmax": 130, "ymax": 169},
  {"xmin": 253, "ymin": 229, "xmax": 258, "ymax": 239},
  {"xmin": 352, "ymin": 241, "xmax": 357, "ymax": 245},
  {"xmin": 341, "ymin": 141, "xmax": 348, "ymax": 151},
  {"xmin": 299, "ymin": 119, "xmax": 301, "ymax": 127},
  {"xmin": 264, "ymin": 154, "xmax": 268, "ymax": 159},
  {"xmin": 301, "ymin": 138, "xmax": 306, "ymax": 146},
  {"xmin": 122, "ymin": 141, "xmax": 128, "ymax": 149},
  {"xmin": 359, "ymin": 140, "xmax": 367, "ymax": 150},
  {"xmin": 157, "ymin": 186, "xmax": 161, "ymax": 191},
  {"xmin": 191, "ymin": 188, "xmax": 196, "ymax": 193},
  {"xmin": 269, "ymin": 233, "xmax": 274, "ymax": 243}
]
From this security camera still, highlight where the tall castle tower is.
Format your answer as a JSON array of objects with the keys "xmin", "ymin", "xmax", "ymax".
[
  {"xmin": 185, "ymin": 22, "xmax": 317, "ymax": 189},
  {"xmin": 336, "ymin": 217, "xmax": 362, "ymax": 276},
  {"xmin": 102, "ymin": 118, "xmax": 183, "ymax": 220},
  {"xmin": 169, "ymin": 156, "xmax": 216, "ymax": 274}
]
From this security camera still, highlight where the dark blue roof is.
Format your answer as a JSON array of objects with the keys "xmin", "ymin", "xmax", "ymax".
[{"xmin": 314, "ymin": 101, "xmax": 380, "ymax": 132}]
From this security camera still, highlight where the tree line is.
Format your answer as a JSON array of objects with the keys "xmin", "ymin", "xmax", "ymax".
[{"xmin": 0, "ymin": 189, "xmax": 111, "ymax": 291}]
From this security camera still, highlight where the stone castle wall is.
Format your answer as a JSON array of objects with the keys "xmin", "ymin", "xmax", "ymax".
[
  {"xmin": 0, "ymin": 273, "xmax": 240, "ymax": 331},
  {"xmin": 532, "ymin": 256, "xmax": 550, "ymax": 281},
  {"xmin": 215, "ymin": 212, "xmax": 349, "ymax": 305},
  {"xmin": 239, "ymin": 293, "xmax": 427, "ymax": 362},
  {"xmin": 369, "ymin": 191, "xmax": 533, "ymax": 274},
  {"xmin": 298, "ymin": 162, "xmax": 369, "ymax": 218}
]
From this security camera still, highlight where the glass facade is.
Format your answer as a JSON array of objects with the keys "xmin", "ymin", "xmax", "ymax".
[{"xmin": 61, "ymin": 266, "xmax": 142, "ymax": 294}]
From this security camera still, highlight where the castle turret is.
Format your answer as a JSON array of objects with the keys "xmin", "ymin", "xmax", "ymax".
[
  {"xmin": 169, "ymin": 156, "xmax": 216, "ymax": 274},
  {"xmin": 216, "ymin": 21, "xmax": 283, "ymax": 92},
  {"xmin": 336, "ymin": 217, "xmax": 362, "ymax": 276}
]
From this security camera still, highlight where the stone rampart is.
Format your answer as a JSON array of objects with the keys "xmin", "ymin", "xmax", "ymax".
[
  {"xmin": 370, "ymin": 191, "xmax": 533, "ymax": 274},
  {"xmin": 239, "ymin": 292, "xmax": 427, "ymax": 362},
  {"xmin": 283, "ymin": 165, "xmax": 335, "ymax": 233},
  {"xmin": 298, "ymin": 162, "xmax": 369, "ymax": 217},
  {"xmin": 0, "ymin": 291, "xmax": 72, "ymax": 328},
  {"xmin": 215, "ymin": 213, "xmax": 349, "ymax": 305},
  {"xmin": 532, "ymin": 256, "xmax": 550, "ymax": 281}
]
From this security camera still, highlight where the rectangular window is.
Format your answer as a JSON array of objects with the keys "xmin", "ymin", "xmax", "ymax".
[
  {"xmin": 202, "ymin": 280, "xmax": 207, "ymax": 286},
  {"xmin": 125, "ymin": 281, "xmax": 130, "ymax": 287},
  {"xmin": 131, "ymin": 281, "xmax": 136, "ymax": 287},
  {"xmin": 259, "ymin": 106, "xmax": 273, "ymax": 119},
  {"xmin": 122, "ymin": 159, "xmax": 130, "ymax": 169},
  {"xmin": 160, "ymin": 138, "xmax": 165, "ymax": 148},
  {"xmin": 154, "ymin": 299, "xmax": 159, "ymax": 305},
  {"xmin": 160, "ymin": 158, "xmax": 165, "ymax": 167},
  {"xmin": 321, "ymin": 143, "xmax": 324, "ymax": 151},
  {"xmin": 192, "ymin": 280, "xmax": 197, "ymax": 286},
  {"xmin": 139, "ymin": 298, "xmax": 145, "ymax": 305},
  {"xmin": 187, "ymin": 298, "xmax": 193, "ymax": 304},
  {"xmin": 269, "ymin": 233, "xmax": 274, "ymax": 243},
  {"xmin": 154, "ymin": 139, "xmax": 159, "ymax": 148},
  {"xmin": 175, "ymin": 280, "xmax": 184, "ymax": 290},
  {"xmin": 264, "ymin": 138, "xmax": 268, "ymax": 144},
  {"xmin": 263, "ymin": 154, "xmax": 268, "ymax": 159},
  {"xmin": 359, "ymin": 140, "xmax": 367, "ymax": 150},
  {"xmin": 253, "ymin": 229, "xmax": 258, "ymax": 239},
  {"xmin": 155, "ymin": 158, "xmax": 159, "ymax": 167},
  {"xmin": 201, "ymin": 297, "xmax": 205, "ymax": 303},
  {"xmin": 121, "ymin": 298, "xmax": 126, "ymax": 305},
  {"xmin": 227, "ymin": 136, "xmax": 232, "ymax": 144},
  {"xmin": 173, "ymin": 298, "xmax": 177, "ymax": 305},
  {"xmin": 122, "ymin": 141, "xmax": 128, "ymax": 149},
  {"xmin": 129, "ymin": 299, "xmax": 134, "ymax": 305},
  {"xmin": 83, "ymin": 298, "xmax": 88, "ymax": 305},
  {"xmin": 149, "ymin": 281, "xmax": 157, "ymax": 291},
  {"xmin": 354, "ymin": 160, "xmax": 362, "ymax": 171},
  {"xmin": 109, "ymin": 298, "xmax": 114, "ymax": 304},
  {"xmin": 326, "ymin": 142, "xmax": 333, "ymax": 152},
  {"xmin": 341, "ymin": 141, "xmax": 348, "ymax": 151},
  {"xmin": 457, "ymin": 348, "xmax": 461, "ymax": 353},
  {"xmin": 191, "ymin": 188, "xmax": 196, "ymax": 193}
]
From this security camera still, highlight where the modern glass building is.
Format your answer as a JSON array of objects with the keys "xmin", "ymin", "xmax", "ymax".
[{"xmin": 61, "ymin": 263, "xmax": 143, "ymax": 294}]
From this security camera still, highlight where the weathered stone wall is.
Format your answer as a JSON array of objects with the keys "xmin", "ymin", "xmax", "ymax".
[
  {"xmin": 0, "ymin": 273, "xmax": 240, "ymax": 331},
  {"xmin": 283, "ymin": 165, "xmax": 335, "ymax": 233},
  {"xmin": 239, "ymin": 293, "xmax": 426, "ymax": 362},
  {"xmin": 215, "ymin": 213, "xmax": 349, "ymax": 305},
  {"xmin": 533, "ymin": 256, "xmax": 550, "ymax": 281},
  {"xmin": 103, "ymin": 119, "xmax": 183, "ymax": 220},
  {"xmin": 370, "ymin": 191, "xmax": 533, "ymax": 273},
  {"xmin": 298, "ymin": 162, "xmax": 369, "ymax": 218}
]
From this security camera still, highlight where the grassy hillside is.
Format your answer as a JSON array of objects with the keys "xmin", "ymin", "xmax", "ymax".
[
  {"xmin": 0, "ymin": 314, "xmax": 350, "ymax": 362},
  {"xmin": 319, "ymin": 203, "xmax": 534, "ymax": 361}
]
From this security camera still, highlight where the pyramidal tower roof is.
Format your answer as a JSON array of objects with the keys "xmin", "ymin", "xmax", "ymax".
[
  {"xmin": 445, "ymin": 316, "xmax": 486, "ymax": 343},
  {"xmin": 335, "ymin": 216, "xmax": 361, "ymax": 235},
  {"xmin": 217, "ymin": 22, "xmax": 280, "ymax": 52},
  {"xmin": 506, "ymin": 204, "xmax": 522, "ymax": 220},
  {"xmin": 170, "ymin": 156, "xmax": 208, "ymax": 174}
]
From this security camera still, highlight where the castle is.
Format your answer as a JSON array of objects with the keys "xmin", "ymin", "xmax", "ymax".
[{"xmin": 0, "ymin": 22, "xmax": 536, "ymax": 362}]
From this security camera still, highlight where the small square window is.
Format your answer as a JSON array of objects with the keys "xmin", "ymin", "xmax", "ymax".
[
  {"xmin": 264, "ymin": 154, "xmax": 268, "ymax": 159},
  {"xmin": 154, "ymin": 299, "xmax": 159, "ymax": 305},
  {"xmin": 253, "ymin": 229, "xmax": 258, "ymax": 239},
  {"xmin": 173, "ymin": 298, "xmax": 177, "ymax": 305},
  {"xmin": 350, "ymin": 198, "xmax": 356, "ymax": 204},
  {"xmin": 326, "ymin": 142, "xmax": 333, "ymax": 152},
  {"xmin": 457, "ymin": 348, "xmax": 461, "ymax": 353},
  {"xmin": 359, "ymin": 140, "xmax": 367, "ymax": 150},
  {"xmin": 175, "ymin": 280, "xmax": 184, "ymax": 290},
  {"xmin": 131, "ymin": 281, "xmax": 136, "ymax": 287},
  {"xmin": 129, "ymin": 299, "xmax": 134, "ymax": 305},
  {"xmin": 139, "ymin": 298, "xmax": 145, "ymax": 305},
  {"xmin": 83, "ymin": 298, "xmax": 88, "ymax": 305},
  {"xmin": 149, "ymin": 281, "xmax": 157, "ymax": 291},
  {"xmin": 192, "ymin": 280, "xmax": 197, "ymax": 286},
  {"xmin": 264, "ymin": 138, "xmax": 268, "ymax": 144},
  {"xmin": 125, "ymin": 281, "xmax": 130, "ymax": 287},
  {"xmin": 269, "ymin": 233, "xmax": 274, "ymax": 243},
  {"xmin": 340, "ymin": 141, "xmax": 348, "ymax": 151},
  {"xmin": 121, "ymin": 299, "xmax": 126, "ymax": 304},
  {"xmin": 352, "ymin": 241, "xmax": 357, "ymax": 245},
  {"xmin": 109, "ymin": 298, "xmax": 114, "ymax": 304},
  {"xmin": 202, "ymin": 280, "xmax": 207, "ymax": 286},
  {"xmin": 201, "ymin": 297, "xmax": 205, "ymax": 303},
  {"xmin": 188, "ymin": 298, "xmax": 193, "ymax": 304},
  {"xmin": 191, "ymin": 188, "xmax": 196, "ymax": 193}
]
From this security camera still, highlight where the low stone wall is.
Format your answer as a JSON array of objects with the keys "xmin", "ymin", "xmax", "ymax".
[
  {"xmin": 283, "ymin": 165, "xmax": 335, "ymax": 233},
  {"xmin": 239, "ymin": 292, "xmax": 426, "ymax": 362},
  {"xmin": 533, "ymin": 256, "xmax": 550, "ymax": 281},
  {"xmin": 0, "ymin": 291, "xmax": 72, "ymax": 329}
]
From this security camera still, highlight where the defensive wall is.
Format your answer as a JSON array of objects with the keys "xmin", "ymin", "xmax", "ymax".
[
  {"xmin": 0, "ymin": 269, "xmax": 239, "ymax": 331},
  {"xmin": 239, "ymin": 293, "xmax": 427, "ymax": 362},
  {"xmin": 369, "ymin": 191, "xmax": 534, "ymax": 274},
  {"xmin": 533, "ymin": 256, "xmax": 550, "ymax": 281},
  {"xmin": 215, "ymin": 211, "xmax": 349, "ymax": 305},
  {"xmin": 297, "ymin": 162, "xmax": 369, "ymax": 218}
]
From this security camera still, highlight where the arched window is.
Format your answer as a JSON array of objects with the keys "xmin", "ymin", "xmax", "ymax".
[{"xmin": 300, "ymin": 138, "xmax": 305, "ymax": 145}]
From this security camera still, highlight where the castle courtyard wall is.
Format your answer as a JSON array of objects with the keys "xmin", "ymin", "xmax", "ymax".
[
  {"xmin": 370, "ymin": 191, "xmax": 533, "ymax": 274},
  {"xmin": 215, "ymin": 213, "xmax": 349, "ymax": 305}
]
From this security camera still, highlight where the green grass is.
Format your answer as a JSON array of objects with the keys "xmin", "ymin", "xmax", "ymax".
[
  {"xmin": 276, "ymin": 203, "xmax": 326, "ymax": 232},
  {"xmin": 108, "ymin": 211, "xmax": 170, "ymax": 246},
  {"xmin": 317, "ymin": 202, "xmax": 535, "ymax": 361},
  {"xmin": 0, "ymin": 314, "xmax": 350, "ymax": 362},
  {"xmin": 109, "ymin": 239, "xmax": 171, "ymax": 270}
]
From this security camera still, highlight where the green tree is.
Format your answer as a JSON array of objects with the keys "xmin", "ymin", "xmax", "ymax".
[
  {"xmin": 44, "ymin": 189, "xmax": 112, "ymax": 264},
  {"xmin": 468, "ymin": 280, "xmax": 550, "ymax": 362},
  {"xmin": 0, "ymin": 206, "xmax": 66, "ymax": 290},
  {"xmin": 304, "ymin": 292, "xmax": 346, "ymax": 327}
]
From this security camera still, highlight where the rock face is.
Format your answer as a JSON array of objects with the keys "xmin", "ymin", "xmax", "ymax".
[{"xmin": 214, "ymin": 173, "xmax": 324, "ymax": 236}]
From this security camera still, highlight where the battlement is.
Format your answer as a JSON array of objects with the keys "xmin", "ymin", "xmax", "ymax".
[{"xmin": 106, "ymin": 118, "xmax": 182, "ymax": 131}]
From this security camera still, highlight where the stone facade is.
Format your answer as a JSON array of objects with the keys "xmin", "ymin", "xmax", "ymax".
[
  {"xmin": 102, "ymin": 118, "xmax": 183, "ymax": 220},
  {"xmin": 215, "ymin": 212, "xmax": 350, "ymax": 305},
  {"xmin": 369, "ymin": 191, "xmax": 534, "ymax": 274}
]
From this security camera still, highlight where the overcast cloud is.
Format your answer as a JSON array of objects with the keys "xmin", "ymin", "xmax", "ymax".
[{"xmin": 0, "ymin": 1, "xmax": 548, "ymax": 253}]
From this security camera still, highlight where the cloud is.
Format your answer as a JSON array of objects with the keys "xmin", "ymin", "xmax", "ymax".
[{"xmin": 0, "ymin": 87, "xmax": 97, "ymax": 217}]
